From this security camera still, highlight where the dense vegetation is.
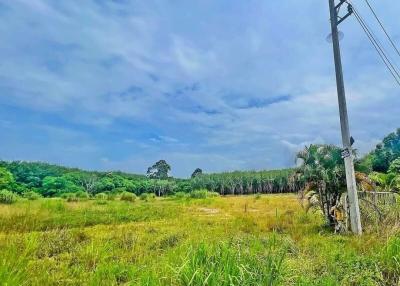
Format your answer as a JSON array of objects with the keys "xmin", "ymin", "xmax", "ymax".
[
  {"xmin": 0, "ymin": 160, "xmax": 298, "ymax": 199},
  {"xmin": 1, "ymin": 129, "xmax": 400, "ymax": 204}
]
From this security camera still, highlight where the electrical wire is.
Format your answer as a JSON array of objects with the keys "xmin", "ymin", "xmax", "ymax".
[
  {"xmin": 363, "ymin": 0, "xmax": 400, "ymax": 58},
  {"xmin": 348, "ymin": 1, "xmax": 400, "ymax": 86}
]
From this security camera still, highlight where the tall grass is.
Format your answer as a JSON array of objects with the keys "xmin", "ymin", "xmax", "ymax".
[
  {"xmin": 173, "ymin": 237, "xmax": 286, "ymax": 286},
  {"xmin": 0, "ymin": 194, "xmax": 399, "ymax": 285}
]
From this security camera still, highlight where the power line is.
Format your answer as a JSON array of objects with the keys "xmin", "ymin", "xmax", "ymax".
[
  {"xmin": 348, "ymin": 1, "xmax": 400, "ymax": 87},
  {"xmin": 362, "ymin": 0, "xmax": 400, "ymax": 58},
  {"xmin": 353, "ymin": 8, "xmax": 400, "ymax": 80}
]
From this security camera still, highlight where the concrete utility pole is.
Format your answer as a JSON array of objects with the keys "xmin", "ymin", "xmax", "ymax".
[{"xmin": 328, "ymin": 0, "xmax": 362, "ymax": 235}]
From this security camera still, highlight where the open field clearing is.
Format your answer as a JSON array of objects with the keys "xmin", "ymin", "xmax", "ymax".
[{"xmin": 1, "ymin": 194, "xmax": 399, "ymax": 286}]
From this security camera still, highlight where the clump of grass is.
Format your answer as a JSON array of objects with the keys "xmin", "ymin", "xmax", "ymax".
[
  {"xmin": 120, "ymin": 192, "xmax": 136, "ymax": 202},
  {"xmin": 40, "ymin": 199, "xmax": 66, "ymax": 212},
  {"xmin": 0, "ymin": 189, "xmax": 18, "ymax": 204},
  {"xmin": 174, "ymin": 191, "xmax": 188, "ymax": 199},
  {"xmin": 23, "ymin": 191, "xmax": 42, "ymax": 200},
  {"xmin": 380, "ymin": 236, "xmax": 400, "ymax": 284},
  {"xmin": 75, "ymin": 191, "xmax": 89, "ymax": 200},
  {"xmin": 94, "ymin": 193, "xmax": 108, "ymax": 205},
  {"xmin": 173, "ymin": 236, "xmax": 286, "ymax": 286},
  {"xmin": 0, "ymin": 237, "xmax": 36, "ymax": 285},
  {"xmin": 254, "ymin": 193, "xmax": 262, "ymax": 200},
  {"xmin": 36, "ymin": 229, "xmax": 88, "ymax": 258},
  {"xmin": 60, "ymin": 192, "xmax": 78, "ymax": 202},
  {"xmin": 190, "ymin": 189, "xmax": 219, "ymax": 199},
  {"xmin": 139, "ymin": 193, "xmax": 155, "ymax": 201},
  {"xmin": 156, "ymin": 234, "xmax": 182, "ymax": 250},
  {"xmin": 95, "ymin": 193, "xmax": 108, "ymax": 200}
]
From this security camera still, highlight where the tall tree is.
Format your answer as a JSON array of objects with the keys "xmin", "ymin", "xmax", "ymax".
[
  {"xmin": 147, "ymin": 160, "xmax": 171, "ymax": 179},
  {"xmin": 191, "ymin": 168, "xmax": 203, "ymax": 178}
]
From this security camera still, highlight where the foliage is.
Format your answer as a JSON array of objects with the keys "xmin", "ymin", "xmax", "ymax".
[
  {"xmin": 60, "ymin": 193, "xmax": 78, "ymax": 202},
  {"xmin": 369, "ymin": 128, "xmax": 400, "ymax": 172},
  {"xmin": 95, "ymin": 192, "xmax": 108, "ymax": 200},
  {"xmin": 139, "ymin": 192, "xmax": 155, "ymax": 201},
  {"xmin": 75, "ymin": 190, "xmax": 89, "ymax": 200},
  {"xmin": 191, "ymin": 168, "xmax": 203, "ymax": 178},
  {"xmin": 174, "ymin": 191, "xmax": 188, "ymax": 199},
  {"xmin": 189, "ymin": 169, "xmax": 298, "ymax": 195},
  {"xmin": 23, "ymin": 191, "xmax": 42, "ymax": 200},
  {"xmin": 295, "ymin": 144, "xmax": 347, "ymax": 225},
  {"xmin": 120, "ymin": 191, "xmax": 136, "ymax": 202},
  {"xmin": 0, "ymin": 189, "xmax": 18, "ymax": 204},
  {"xmin": 175, "ymin": 239, "xmax": 286, "ymax": 286},
  {"xmin": 146, "ymin": 160, "xmax": 171, "ymax": 179},
  {"xmin": 189, "ymin": 189, "xmax": 220, "ymax": 199},
  {"xmin": 0, "ymin": 167, "xmax": 15, "ymax": 190},
  {"xmin": 388, "ymin": 158, "xmax": 400, "ymax": 174},
  {"xmin": 369, "ymin": 172, "xmax": 400, "ymax": 192}
]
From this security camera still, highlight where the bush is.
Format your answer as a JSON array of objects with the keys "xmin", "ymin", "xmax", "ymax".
[
  {"xmin": 140, "ymin": 193, "xmax": 155, "ymax": 201},
  {"xmin": 189, "ymin": 189, "xmax": 220, "ymax": 199},
  {"xmin": 23, "ymin": 191, "xmax": 42, "ymax": 200},
  {"xmin": 120, "ymin": 191, "xmax": 136, "ymax": 202},
  {"xmin": 61, "ymin": 193, "xmax": 78, "ymax": 202},
  {"xmin": 75, "ymin": 190, "xmax": 89, "ymax": 200},
  {"xmin": 208, "ymin": 191, "xmax": 220, "ymax": 198},
  {"xmin": 0, "ymin": 189, "xmax": 18, "ymax": 204},
  {"xmin": 95, "ymin": 193, "xmax": 108, "ymax": 200},
  {"xmin": 189, "ymin": 190, "xmax": 208, "ymax": 199},
  {"xmin": 106, "ymin": 192, "xmax": 116, "ymax": 201},
  {"xmin": 174, "ymin": 191, "xmax": 188, "ymax": 199}
]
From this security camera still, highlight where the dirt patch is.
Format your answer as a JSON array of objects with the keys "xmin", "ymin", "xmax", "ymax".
[{"xmin": 197, "ymin": 208, "xmax": 220, "ymax": 215}]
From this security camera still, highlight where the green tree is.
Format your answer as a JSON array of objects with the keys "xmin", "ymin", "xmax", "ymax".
[
  {"xmin": 42, "ymin": 176, "xmax": 82, "ymax": 196},
  {"xmin": 147, "ymin": 160, "xmax": 171, "ymax": 179},
  {"xmin": 191, "ymin": 168, "xmax": 203, "ymax": 178},
  {"xmin": 295, "ymin": 144, "xmax": 347, "ymax": 226},
  {"xmin": 388, "ymin": 158, "xmax": 400, "ymax": 174},
  {"xmin": 0, "ymin": 167, "xmax": 15, "ymax": 190},
  {"xmin": 63, "ymin": 172, "xmax": 99, "ymax": 194},
  {"xmin": 94, "ymin": 177, "xmax": 115, "ymax": 193},
  {"xmin": 371, "ymin": 128, "xmax": 400, "ymax": 172}
]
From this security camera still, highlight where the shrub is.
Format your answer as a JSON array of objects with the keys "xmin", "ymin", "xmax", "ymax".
[
  {"xmin": 0, "ymin": 189, "xmax": 18, "ymax": 204},
  {"xmin": 61, "ymin": 193, "xmax": 78, "ymax": 202},
  {"xmin": 208, "ymin": 191, "xmax": 220, "ymax": 198},
  {"xmin": 140, "ymin": 193, "xmax": 155, "ymax": 201},
  {"xmin": 189, "ymin": 189, "xmax": 220, "ymax": 199},
  {"xmin": 95, "ymin": 193, "xmax": 108, "ymax": 200},
  {"xmin": 23, "ymin": 191, "xmax": 42, "ymax": 200},
  {"xmin": 106, "ymin": 192, "xmax": 116, "ymax": 201},
  {"xmin": 75, "ymin": 191, "xmax": 89, "ymax": 200},
  {"xmin": 120, "ymin": 191, "xmax": 136, "ymax": 202},
  {"xmin": 174, "ymin": 192, "xmax": 188, "ymax": 199},
  {"xmin": 254, "ymin": 193, "xmax": 262, "ymax": 200},
  {"xmin": 189, "ymin": 189, "xmax": 208, "ymax": 199}
]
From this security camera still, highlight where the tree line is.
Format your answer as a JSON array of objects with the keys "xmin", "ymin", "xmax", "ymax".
[{"xmin": 1, "ymin": 128, "xmax": 399, "ymax": 201}]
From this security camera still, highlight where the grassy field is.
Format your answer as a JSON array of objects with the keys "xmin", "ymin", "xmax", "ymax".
[{"xmin": 0, "ymin": 194, "xmax": 399, "ymax": 285}]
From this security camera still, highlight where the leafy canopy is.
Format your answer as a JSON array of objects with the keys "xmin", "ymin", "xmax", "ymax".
[{"xmin": 147, "ymin": 160, "xmax": 171, "ymax": 179}]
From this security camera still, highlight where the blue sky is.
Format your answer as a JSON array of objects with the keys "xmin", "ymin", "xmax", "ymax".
[{"xmin": 0, "ymin": 0, "xmax": 399, "ymax": 177}]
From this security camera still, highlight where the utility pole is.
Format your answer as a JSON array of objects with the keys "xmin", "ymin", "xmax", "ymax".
[{"xmin": 328, "ymin": 0, "xmax": 362, "ymax": 234}]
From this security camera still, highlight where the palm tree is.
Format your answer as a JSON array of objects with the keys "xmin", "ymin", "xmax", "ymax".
[{"xmin": 295, "ymin": 144, "xmax": 347, "ymax": 226}]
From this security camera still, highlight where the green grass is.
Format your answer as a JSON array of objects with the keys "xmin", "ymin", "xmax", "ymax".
[{"xmin": 0, "ymin": 194, "xmax": 399, "ymax": 285}]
